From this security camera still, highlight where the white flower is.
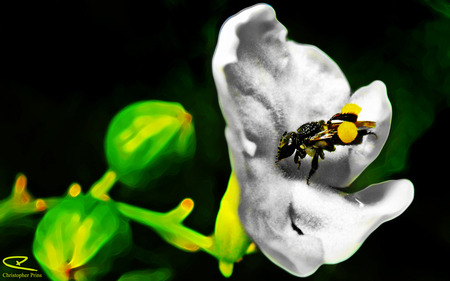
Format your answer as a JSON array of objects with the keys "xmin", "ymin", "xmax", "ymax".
[{"xmin": 212, "ymin": 4, "xmax": 414, "ymax": 277}]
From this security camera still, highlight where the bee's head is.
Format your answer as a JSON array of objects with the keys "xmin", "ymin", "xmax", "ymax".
[{"xmin": 276, "ymin": 131, "xmax": 297, "ymax": 163}]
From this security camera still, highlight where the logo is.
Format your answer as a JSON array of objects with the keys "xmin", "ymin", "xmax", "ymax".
[
  {"xmin": 2, "ymin": 257, "xmax": 37, "ymax": 272},
  {"xmin": 2, "ymin": 256, "xmax": 42, "ymax": 279}
]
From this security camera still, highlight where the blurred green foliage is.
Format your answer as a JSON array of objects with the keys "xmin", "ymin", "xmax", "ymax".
[
  {"xmin": 117, "ymin": 268, "xmax": 172, "ymax": 281},
  {"xmin": 425, "ymin": 0, "xmax": 450, "ymax": 17}
]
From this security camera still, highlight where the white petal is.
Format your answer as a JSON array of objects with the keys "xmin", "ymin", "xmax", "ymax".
[
  {"xmin": 315, "ymin": 80, "xmax": 392, "ymax": 187},
  {"xmin": 238, "ymin": 164, "xmax": 414, "ymax": 276},
  {"xmin": 323, "ymin": 179, "xmax": 414, "ymax": 263},
  {"xmin": 213, "ymin": 4, "xmax": 351, "ymax": 161},
  {"xmin": 343, "ymin": 80, "xmax": 392, "ymax": 185}
]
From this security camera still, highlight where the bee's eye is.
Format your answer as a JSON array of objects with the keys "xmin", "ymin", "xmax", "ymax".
[
  {"xmin": 288, "ymin": 137, "xmax": 293, "ymax": 146},
  {"xmin": 337, "ymin": 122, "xmax": 358, "ymax": 143}
]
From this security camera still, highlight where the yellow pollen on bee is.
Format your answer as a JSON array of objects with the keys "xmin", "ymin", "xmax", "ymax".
[
  {"xmin": 341, "ymin": 103, "xmax": 362, "ymax": 116},
  {"xmin": 338, "ymin": 122, "xmax": 358, "ymax": 144}
]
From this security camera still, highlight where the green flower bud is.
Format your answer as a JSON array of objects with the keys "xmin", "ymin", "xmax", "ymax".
[
  {"xmin": 213, "ymin": 172, "xmax": 253, "ymax": 277},
  {"xmin": 33, "ymin": 193, "xmax": 131, "ymax": 281},
  {"xmin": 105, "ymin": 100, "xmax": 195, "ymax": 187}
]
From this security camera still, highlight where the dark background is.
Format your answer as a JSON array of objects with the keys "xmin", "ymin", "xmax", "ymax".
[{"xmin": 1, "ymin": 0, "xmax": 449, "ymax": 280}]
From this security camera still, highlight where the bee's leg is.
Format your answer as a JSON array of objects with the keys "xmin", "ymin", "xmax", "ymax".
[
  {"xmin": 293, "ymin": 149, "xmax": 306, "ymax": 169},
  {"xmin": 275, "ymin": 156, "xmax": 281, "ymax": 165},
  {"xmin": 325, "ymin": 140, "xmax": 336, "ymax": 152},
  {"xmin": 294, "ymin": 150, "xmax": 301, "ymax": 168},
  {"xmin": 307, "ymin": 152, "xmax": 319, "ymax": 185},
  {"xmin": 317, "ymin": 148, "xmax": 325, "ymax": 160},
  {"xmin": 367, "ymin": 131, "xmax": 378, "ymax": 139},
  {"xmin": 275, "ymin": 132, "xmax": 286, "ymax": 165},
  {"xmin": 346, "ymin": 130, "xmax": 378, "ymax": 145},
  {"xmin": 313, "ymin": 142, "xmax": 331, "ymax": 159}
]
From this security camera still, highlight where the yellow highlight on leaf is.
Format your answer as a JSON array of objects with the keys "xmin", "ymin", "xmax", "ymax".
[
  {"xmin": 122, "ymin": 116, "xmax": 177, "ymax": 154},
  {"xmin": 70, "ymin": 218, "xmax": 94, "ymax": 268},
  {"xmin": 43, "ymin": 239, "xmax": 61, "ymax": 271},
  {"xmin": 338, "ymin": 122, "xmax": 358, "ymax": 144}
]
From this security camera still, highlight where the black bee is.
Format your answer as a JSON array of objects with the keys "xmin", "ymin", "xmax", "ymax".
[{"xmin": 275, "ymin": 105, "xmax": 376, "ymax": 185}]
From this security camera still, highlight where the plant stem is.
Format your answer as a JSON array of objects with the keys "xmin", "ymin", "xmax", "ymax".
[
  {"xmin": 116, "ymin": 200, "xmax": 215, "ymax": 253},
  {"xmin": 89, "ymin": 170, "xmax": 118, "ymax": 200}
]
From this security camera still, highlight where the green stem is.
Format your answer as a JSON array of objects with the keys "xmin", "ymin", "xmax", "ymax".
[
  {"xmin": 0, "ymin": 201, "xmax": 13, "ymax": 223},
  {"xmin": 116, "ymin": 201, "xmax": 215, "ymax": 254},
  {"xmin": 89, "ymin": 170, "xmax": 118, "ymax": 199},
  {"xmin": 0, "ymin": 197, "xmax": 61, "ymax": 225}
]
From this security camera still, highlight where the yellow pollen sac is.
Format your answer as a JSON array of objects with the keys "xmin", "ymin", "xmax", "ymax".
[
  {"xmin": 338, "ymin": 122, "xmax": 358, "ymax": 144},
  {"xmin": 341, "ymin": 103, "xmax": 362, "ymax": 116}
]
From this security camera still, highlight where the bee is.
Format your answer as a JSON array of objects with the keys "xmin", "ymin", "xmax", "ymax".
[{"xmin": 275, "ymin": 104, "xmax": 376, "ymax": 185}]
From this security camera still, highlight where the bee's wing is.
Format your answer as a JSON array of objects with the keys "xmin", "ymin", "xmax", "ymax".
[
  {"xmin": 309, "ymin": 129, "xmax": 337, "ymax": 141},
  {"xmin": 328, "ymin": 113, "xmax": 357, "ymax": 122},
  {"xmin": 355, "ymin": 121, "xmax": 376, "ymax": 129},
  {"xmin": 310, "ymin": 121, "xmax": 376, "ymax": 141}
]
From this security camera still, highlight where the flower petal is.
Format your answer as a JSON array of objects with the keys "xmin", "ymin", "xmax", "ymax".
[
  {"xmin": 213, "ymin": 4, "xmax": 388, "ymax": 187},
  {"xmin": 345, "ymin": 80, "xmax": 392, "ymax": 185},
  {"xmin": 214, "ymin": 4, "xmax": 414, "ymax": 277},
  {"xmin": 213, "ymin": 4, "xmax": 350, "ymax": 160},
  {"xmin": 313, "ymin": 80, "xmax": 392, "ymax": 187},
  {"xmin": 237, "ymin": 158, "xmax": 413, "ymax": 276}
]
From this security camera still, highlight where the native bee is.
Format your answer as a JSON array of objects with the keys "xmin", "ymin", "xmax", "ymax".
[{"xmin": 275, "ymin": 104, "xmax": 376, "ymax": 185}]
